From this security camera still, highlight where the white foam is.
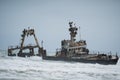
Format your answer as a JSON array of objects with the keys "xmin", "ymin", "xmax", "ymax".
[{"xmin": 0, "ymin": 53, "xmax": 120, "ymax": 80}]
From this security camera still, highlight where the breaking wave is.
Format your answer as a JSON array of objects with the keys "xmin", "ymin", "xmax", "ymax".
[{"xmin": 0, "ymin": 51, "xmax": 120, "ymax": 80}]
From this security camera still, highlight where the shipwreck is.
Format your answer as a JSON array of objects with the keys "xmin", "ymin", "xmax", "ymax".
[{"xmin": 8, "ymin": 28, "xmax": 46, "ymax": 57}]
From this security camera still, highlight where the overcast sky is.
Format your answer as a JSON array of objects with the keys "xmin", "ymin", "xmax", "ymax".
[{"xmin": 0, "ymin": 0, "xmax": 120, "ymax": 54}]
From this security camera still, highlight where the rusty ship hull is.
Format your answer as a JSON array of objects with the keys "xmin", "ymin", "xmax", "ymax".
[{"xmin": 42, "ymin": 56, "xmax": 118, "ymax": 65}]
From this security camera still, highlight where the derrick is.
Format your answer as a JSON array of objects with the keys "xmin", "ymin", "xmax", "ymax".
[{"xmin": 8, "ymin": 28, "xmax": 46, "ymax": 57}]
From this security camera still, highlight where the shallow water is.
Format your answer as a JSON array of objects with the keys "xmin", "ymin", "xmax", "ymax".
[{"xmin": 0, "ymin": 52, "xmax": 120, "ymax": 80}]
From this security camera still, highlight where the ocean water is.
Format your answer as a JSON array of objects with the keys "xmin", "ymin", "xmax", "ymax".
[{"xmin": 0, "ymin": 52, "xmax": 120, "ymax": 80}]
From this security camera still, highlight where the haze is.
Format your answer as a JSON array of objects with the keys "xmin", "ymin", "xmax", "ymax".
[{"xmin": 0, "ymin": 0, "xmax": 120, "ymax": 54}]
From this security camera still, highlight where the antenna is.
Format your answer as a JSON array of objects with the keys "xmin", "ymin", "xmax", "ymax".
[
  {"xmin": 79, "ymin": 26, "xmax": 81, "ymax": 40},
  {"xmin": 41, "ymin": 40, "xmax": 43, "ymax": 48}
]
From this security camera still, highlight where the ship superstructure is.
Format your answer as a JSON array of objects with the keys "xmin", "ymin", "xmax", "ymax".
[{"xmin": 56, "ymin": 22, "xmax": 89, "ymax": 57}]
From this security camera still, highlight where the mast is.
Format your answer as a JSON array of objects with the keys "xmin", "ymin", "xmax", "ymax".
[
  {"xmin": 79, "ymin": 26, "xmax": 81, "ymax": 41},
  {"xmin": 69, "ymin": 22, "xmax": 78, "ymax": 42}
]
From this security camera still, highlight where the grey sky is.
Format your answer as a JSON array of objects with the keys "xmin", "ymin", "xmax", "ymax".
[{"xmin": 0, "ymin": 0, "xmax": 120, "ymax": 54}]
